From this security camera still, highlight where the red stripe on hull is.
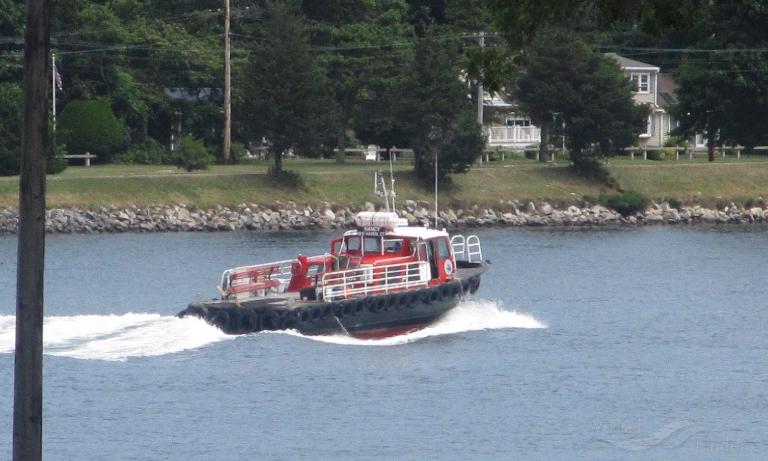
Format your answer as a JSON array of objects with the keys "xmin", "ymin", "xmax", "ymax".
[{"xmin": 344, "ymin": 322, "xmax": 432, "ymax": 340}]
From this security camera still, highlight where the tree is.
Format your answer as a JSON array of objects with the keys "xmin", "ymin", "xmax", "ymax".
[
  {"xmin": 400, "ymin": 29, "xmax": 484, "ymax": 182},
  {"xmin": 672, "ymin": 2, "xmax": 768, "ymax": 159},
  {"xmin": 514, "ymin": 28, "xmax": 647, "ymax": 177},
  {"xmin": 306, "ymin": 0, "xmax": 412, "ymax": 164},
  {"xmin": 236, "ymin": 1, "xmax": 335, "ymax": 174},
  {"xmin": 58, "ymin": 99, "xmax": 126, "ymax": 161}
]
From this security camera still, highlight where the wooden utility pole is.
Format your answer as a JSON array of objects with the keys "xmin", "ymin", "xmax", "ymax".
[
  {"xmin": 222, "ymin": 0, "xmax": 232, "ymax": 163},
  {"xmin": 14, "ymin": 0, "xmax": 49, "ymax": 460},
  {"xmin": 476, "ymin": 31, "xmax": 484, "ymax": 127}
]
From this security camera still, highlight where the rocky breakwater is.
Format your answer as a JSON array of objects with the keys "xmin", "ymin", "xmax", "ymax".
[{"xmin": 0, "ymin": 200, "xmax": 766, "ymax": 235}]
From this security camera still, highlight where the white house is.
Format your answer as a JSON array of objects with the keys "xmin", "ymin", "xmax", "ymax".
[
  {"xmin": 483, "ymin": 53, "xmax": 679, "ymax": 151},
  {"xmin": 482, "ymin": 92, "xmax": 541, "ymax": 149},
  {"xmin": 606, "ymin": 53, "xmax": 677, "ymax": 147}
]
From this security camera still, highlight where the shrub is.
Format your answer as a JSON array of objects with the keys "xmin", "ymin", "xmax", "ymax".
[
  {"xmin": 646, "ymin": 149, "xmax": 666, "ymax": 161},
  {"xmin": 116, "ymin": 138, "xmax": 172, "ymax": 165},
  {"xmin": 663, "ymin": 196, "xmax": 682, "ymax": 209},
  {"xmin": 0, "ymin": 148, "xmax": 19, "ymax": 176},
  {"xmin": 267, "ymin": 167, "xmax": 304, "ymax": 189},
  {"xmin": 175, "ymin": 135, "xmax": 214, "ymax": 171},
  {"xmin": 58, "ymin": 99, "xmax": 126, "ymax": 162},
  {"xmin": 47, "ymin": 143, "xmax": 68, "ymax": 175},
  {"xmin": 599, "ymin": 190, "xmax": 650, "ymax": 216}
]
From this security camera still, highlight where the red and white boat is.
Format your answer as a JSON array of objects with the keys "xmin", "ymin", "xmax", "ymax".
[{"xmin": 178, "ymin": 211, "xmax": 486, "ymax": 339}]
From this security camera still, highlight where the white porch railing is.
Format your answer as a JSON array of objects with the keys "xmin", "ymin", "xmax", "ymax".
[
  {"xmin": 321, "ymin": 261, "xmax": 430, "ymax": 302},
  {"xmin": 486, "ymin": 125, "xmax": 541, "ymax": 147}
]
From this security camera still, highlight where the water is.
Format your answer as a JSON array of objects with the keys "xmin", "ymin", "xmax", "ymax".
[{"xmin": 1, "ymin": 227, "xmax": 767, "ymax": 460}]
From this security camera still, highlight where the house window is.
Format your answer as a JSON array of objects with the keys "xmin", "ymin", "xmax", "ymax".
[{"xmin": 630, "ymin": 72, "xmax": 650, "ymax": 93}]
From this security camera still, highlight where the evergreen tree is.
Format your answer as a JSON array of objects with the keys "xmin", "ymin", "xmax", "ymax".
[
  {"xmin": 515, "ymin": 29, "xmax": 647, "ymax": 177},
  {"xmin": 236, "ymin": 1, "xmax": 335, "ymax": 174}
]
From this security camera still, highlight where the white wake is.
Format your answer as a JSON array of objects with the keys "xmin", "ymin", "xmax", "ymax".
[
  {"xmin": 0, "ymin": 313, "xmax": 230, "ymax": 361},
  {"xmin": 0, "ymin": 300, "xmax": 545, "ymax": 359},
  {"xmin": 280, "ymin": 298, "xmax": 546, "ymax": 346}
]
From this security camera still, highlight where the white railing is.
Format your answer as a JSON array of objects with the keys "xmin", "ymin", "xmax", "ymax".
[
  {"xmin": 486, "ymin": 125, "xmax": 541, "ymax": 147},
  {"xmin": 451, "ymin": 235, "xmax": 466, "ymax": 260},
  {"xmin": 321, "ymin": 261, "xmax": 430, "ymax": 302},
  {"xmin": 451, "ymin": 235, "xmax": 483, "ymax": 263},
  {"xmin": 221, "ymin": 259, "xmax": 295, "ymax": 300}
]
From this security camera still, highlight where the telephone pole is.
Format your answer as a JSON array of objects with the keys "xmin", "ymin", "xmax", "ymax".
[
  {"xmin": 222, "ymin": 0, "xmax": 232, "ymax": 163},
  {"xmin": 14, "ymin": 0, "xmax": 49, "ymax": 459},
  {"xmin": 476, "ymin": 31, "xmax": 484, "ymax": 126}
]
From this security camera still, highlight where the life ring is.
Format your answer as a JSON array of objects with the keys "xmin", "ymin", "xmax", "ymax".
[{"xmin": 260, "ymin": 309, "xmax": 283, "ymax": 330}]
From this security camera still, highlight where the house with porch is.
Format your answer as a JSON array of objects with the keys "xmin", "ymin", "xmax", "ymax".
[
  {"xmin": 483, "ymin": 53, "xmax": 680, "ymax": 151},
  {"xmin": 482, "ymin": 92, "xmax": 541, "ymax": 150}
]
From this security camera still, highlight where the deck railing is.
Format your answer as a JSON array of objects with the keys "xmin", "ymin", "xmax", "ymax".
[
  {"xmin": 450, "ymin": 235, "xmax": 483, "ymax": 263},
  {"xmin": 321, "ymin": 261, "xmax": 430, "ymax": 301},
  {"xmin": 221, "ymin": 259, "xmax": 295, "ymax": 299}
]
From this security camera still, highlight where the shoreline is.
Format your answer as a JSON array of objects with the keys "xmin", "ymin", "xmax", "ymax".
[{"xmin": 1, "ymin": 200, "xmax": 767, "ymax": 235}]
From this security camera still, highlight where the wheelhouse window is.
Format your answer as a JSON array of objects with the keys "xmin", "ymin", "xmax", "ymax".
[
  {"xmin": 364, "ymin": 236, "xmax": 382, "ymax": 255},
  {"xmin": 436, "ymin": 238, "xmax": 451, "ymax": 259},
  {"xmin": 630, "ymin": 72, "xmax": 650, "ymax": 93}
]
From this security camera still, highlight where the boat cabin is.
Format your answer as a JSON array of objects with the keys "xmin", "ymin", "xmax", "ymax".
[{"xmin": 222, "ymin": 212, "xmax": 459, "ymax": 301}]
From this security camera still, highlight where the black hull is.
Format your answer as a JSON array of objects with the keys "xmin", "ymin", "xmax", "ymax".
[{"xmin": 178, "ymin": 263, "xmax": 486, "ymax": 339}]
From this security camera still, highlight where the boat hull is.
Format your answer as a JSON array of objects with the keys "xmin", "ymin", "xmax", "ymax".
[{"xmin": 178, "ymin": 263, "xmax": 486, "ymax": 339}]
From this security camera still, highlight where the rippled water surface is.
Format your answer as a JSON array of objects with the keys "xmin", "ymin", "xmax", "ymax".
[{"xmin": 1, "ymin": 226, "xmax": 767, "ymax": 460}]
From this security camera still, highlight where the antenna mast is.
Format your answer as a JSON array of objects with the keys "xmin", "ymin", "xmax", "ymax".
[{"xmin": 374, "ymin": 168, "xmax": 397, "ymax": 213}]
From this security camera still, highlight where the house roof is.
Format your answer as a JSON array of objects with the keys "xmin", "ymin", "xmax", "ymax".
[
  {"xmin": 657, "ymin": 73, "xmax": 678, "ymax": 108},
  {"xmin": 605, "ymin": 53, "xmax": 660, "ymax": 72}
]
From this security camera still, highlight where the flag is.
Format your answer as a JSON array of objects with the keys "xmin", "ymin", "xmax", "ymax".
[{"xmin": 54, "ymin": 65, "xmax": 62, "ymax": 91}]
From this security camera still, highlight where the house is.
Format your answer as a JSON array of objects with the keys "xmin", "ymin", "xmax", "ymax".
[
  {"xmin": 482, "ymin": 92, "xmax": 541, "ymax": 150},
  {"xmin": 483, "ymin": 53, "xmax": 682, "ymax": 152},
  {"xmin": 606, "ymin": 53, "xmax": 677, "ymax": 148}
]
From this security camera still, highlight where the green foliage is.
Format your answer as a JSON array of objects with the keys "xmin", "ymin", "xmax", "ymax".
[
  {"xmin": 0, "ymin": 81, "xmax": 21, "ymax": 176},
  {"xmin": 646, "ymin": 150, "xmax": 665, "ymax": 161},
  {"xmin": 663, "ymin": 196, "xmax": 682, "ymax": 209},
  {"xmin": 571, "ymin": 157, "xmax": 619, "ymax": 188},
  {"xmin": 514, "ymin": 28, "xmax": 647, "ymax": 174},
  {"xmin": 400, "ymin": 28, "xmax": 484, "ymax": 183},
  {"xmin": 47, "ymin": 143, "xmax": 68, "ymax": 175},
  {"xmin": 58, "ymin": 100, "xmax": 126, "ymax": 162},
  {"xmin": 115, "ymin": 138, "xmax": 172, "ymax": 165},
  {"xmin": 236, "ymin": 1, "xmax": 336, "ymax": 173},
  {"xmin": 599, "ymin": 190, "xmax": 650, "ymax": 216},
  {"xmin": 267, "ymin": 167, "xmax": 305, "ymax": 190},
  {"xmin": 175, "ymin": 135, "xmax": 213, "ymax": 172},
  {"xmin": 0, "ymin": 148, "xmax": 19, "ymax": 176}
]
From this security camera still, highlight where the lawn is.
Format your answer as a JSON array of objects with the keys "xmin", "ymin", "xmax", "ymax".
[{"xmin": 1, "ymin": 156, "xmax": 767, "ymax": 209}]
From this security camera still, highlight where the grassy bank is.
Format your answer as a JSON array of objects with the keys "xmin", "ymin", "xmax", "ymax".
[{"xmin": 1, "ymin": 157, "xmax": 767, "ymax": 209}]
